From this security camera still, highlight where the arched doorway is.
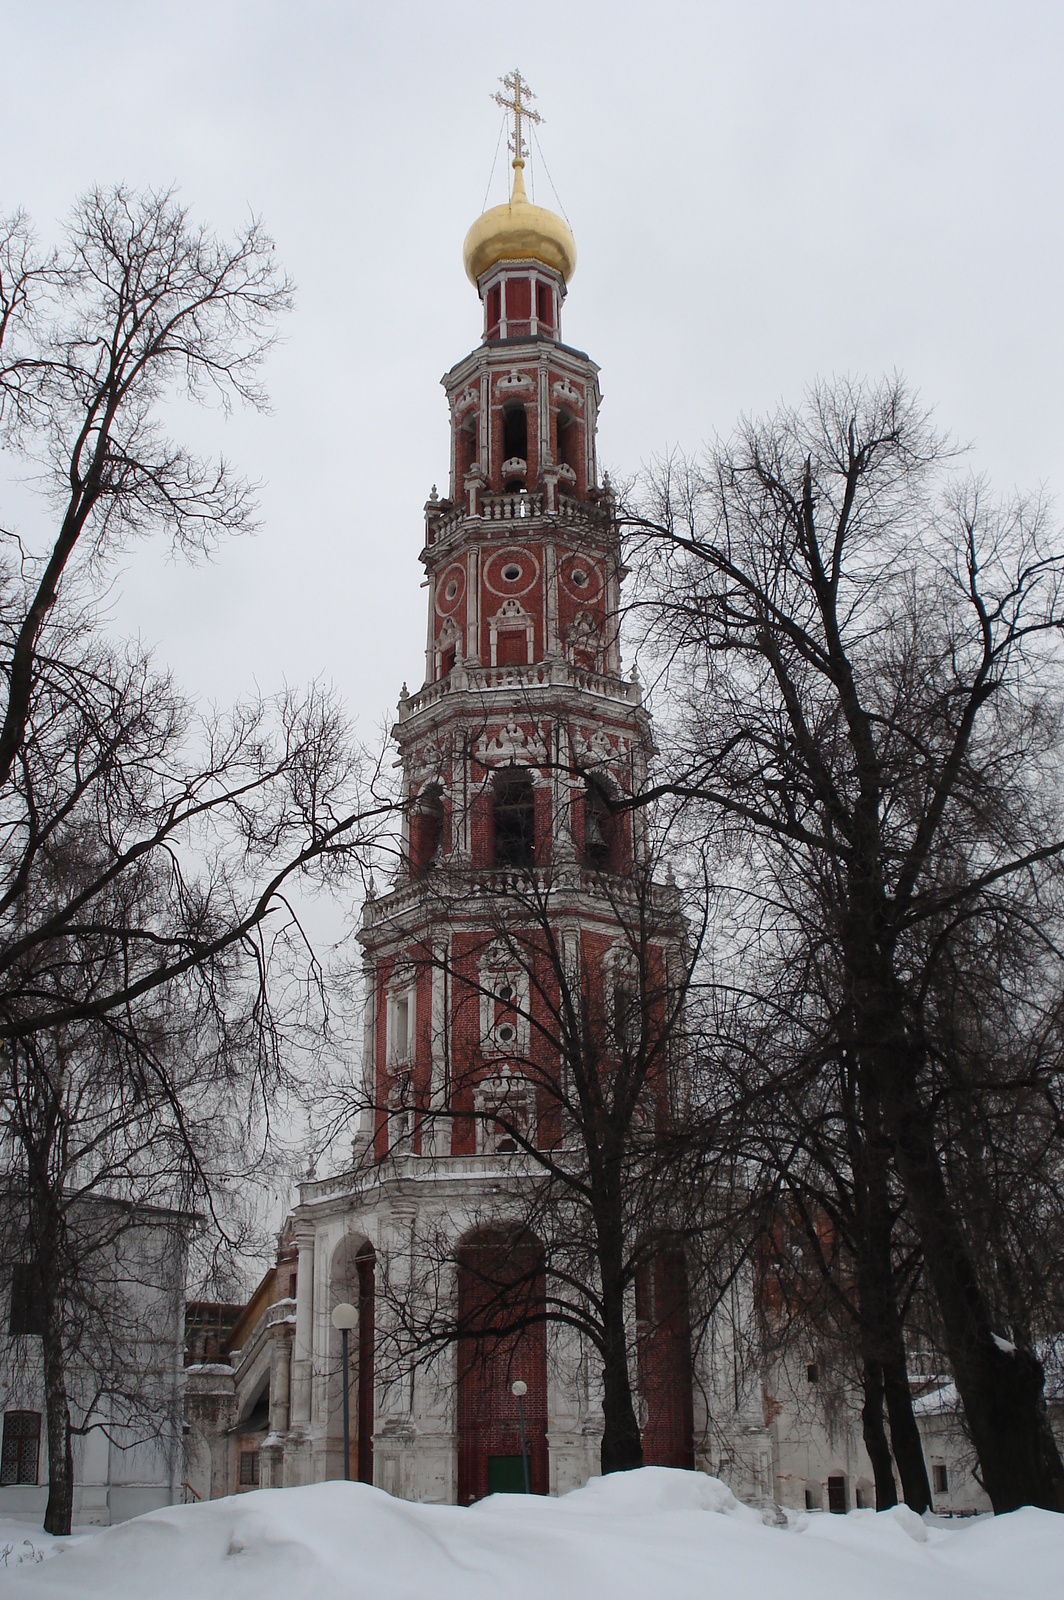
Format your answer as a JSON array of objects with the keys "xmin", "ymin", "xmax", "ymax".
[
  {"xmin": 456, "ymin": 1229, "xmax": 548, "ymax": 1501},
  {"xmin": 328, "ymin": 1235, "xmax": 375, "ymax": 1483},
  {"xmin": 636, "ymin": 1249, "xmax": 695, "ymax": 1469}
]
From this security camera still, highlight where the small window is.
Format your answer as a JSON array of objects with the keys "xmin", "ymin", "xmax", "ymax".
[
  {"xmin": 570, "ymin": 567, "xmax": 589, "ymax": 588},
  {"xmin": 501, "ymin": 563, "xmax": 521, "ymax": 582},
  {"xmin": 486, "ymin": 285, "xmax": 501, "ymax": 333},
  {"xmin": 8, "ymin": 1263, "xmax": 44, "ymax": 1336},
  {"xmin": 239, "ymin": 1450, "xmax": 260, "ymax": 1486},
  {"xmin": 806, "ymin": 1362, "xmax": 818, "ymax": 1384},
  {"xmin": 1, "ymin": 1412, "xmax": 40, "ymax": 1486},
  {"xmin": 288, "ymin": 1272, "xmax": 297, "ymax": 1299},
  {"xmin": 536, "ymin": 281, "xmax": 553, "ymax": 331},
  {"xmin": 444, "ymin": 579, "xmax": 459, "ymax": 601},
  {"xmin": 804, "ymin": 1485, "xmax": 821, "ymax": 1511},
  {"xmin": 827, "ymin": 1475, "xmax": 847, "ymax": 1514},
  {"xmin": 932, "ymin": 1463, "xmax": 949, "ymax": 1495}
]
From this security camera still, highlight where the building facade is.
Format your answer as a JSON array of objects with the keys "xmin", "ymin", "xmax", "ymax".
[{"xmin": 1, "ymin": 1204, "xmax": 187, "ymax": 1527}]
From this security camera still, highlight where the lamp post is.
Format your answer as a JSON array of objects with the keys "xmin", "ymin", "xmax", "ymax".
[
  {"xmin": 331, "ymin": 1302, "xmax": 358, "ymax": 1481},
  {"xmin": 511, "ymin": 1380, "xmax": 530, "ymax": 1494}
]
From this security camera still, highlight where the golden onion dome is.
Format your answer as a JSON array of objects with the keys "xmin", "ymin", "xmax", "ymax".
[{"xmin": 463, "ymin": 160, "xmax": 577, "ymax": 286}]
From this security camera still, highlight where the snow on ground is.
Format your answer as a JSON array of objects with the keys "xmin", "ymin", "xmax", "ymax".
[{"xmin": 1, "ymin": 1468, "xmax": 1059, "ymax": 1600}]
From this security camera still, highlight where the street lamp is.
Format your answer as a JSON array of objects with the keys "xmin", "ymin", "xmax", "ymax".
[
  {"xmin": 511, "ymin": 1380, "xmax": 530, "ymax": 1494},
  {"xmin": 331, "ymin": 1302, "xmax": 358, "ymax": 1481}
]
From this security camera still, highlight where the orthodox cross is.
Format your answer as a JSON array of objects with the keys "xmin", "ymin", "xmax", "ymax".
[{"xmin": 493, "ymin": 68, "xmax": 542, "ymax": 164}]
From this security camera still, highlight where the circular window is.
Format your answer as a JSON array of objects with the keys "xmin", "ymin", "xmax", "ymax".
[
  {"xmin": 571, "ymin": 567, "xmax": 589, "ymax": 588},
  {"xmin": 497, "ymin": 1023, "xmax": 516, "ymax": 1045},
  {"xmin": 444, "ymin": 579, "xmax": 458, "ymax": 601},
  {"xmin": 502, "ymin": 564, "xmax": 521, "ymax": 582},
  {"xmin": 498, "ymin": 983, "xmax": 513, "ymax": 1003}
]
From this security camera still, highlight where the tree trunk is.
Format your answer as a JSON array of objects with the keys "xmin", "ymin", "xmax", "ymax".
[
  {"xmin": 598, "ymin": 1234, "xmax": 643, "ymax": 1474},
  {"xmin": 851, "ymin": 1087, "xmax": 930, "ymax": 1510},
  {"xmin": 860, "ymin": 1359, "xmax": 898, "ymax": 1509},
  {"xmin": 881, "ymin": 1341, "xmax": 931, "ymax": 1512},
  {"xmin": 855, "ymin": 958, "xmax": 1064, "ymax": 1513},
  {"xmin": 885, "ymin": 1061, "xmax": 1064, "ymax": 1512},
  {"xmin": 41, "ymin": 1302, "xmax": 74, "ymax": 1536}
]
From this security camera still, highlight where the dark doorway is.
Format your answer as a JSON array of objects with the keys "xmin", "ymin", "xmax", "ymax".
[
  {"xmin": 357, "ymin": 1243, "xmax": 375, "ymax": 1485},
  {"xmin": 827, "ymin": 1475, "xmax": 848, "ymax": 1514},
  {"xmin": 636, "ymin": 1250, "xmax": 695, "ymax": 1470},
  {"xmin": 456, "ymin": 1231, "xmax": 547, "ymax": 1503},
  {"xmin": 488, "ymin": 1455, "xmax": 527, "ymax": 1494}
]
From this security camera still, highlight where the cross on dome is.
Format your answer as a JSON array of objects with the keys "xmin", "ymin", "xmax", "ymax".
[
  {"xmin": 464, "ymin": 71, "xmax": 576, "ymax": 286},
  {"xmin": 493, "ymin": 68, "xmax": 542, "ymax": 167}
]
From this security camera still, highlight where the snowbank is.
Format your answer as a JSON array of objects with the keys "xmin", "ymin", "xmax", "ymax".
[{"xmin": 2, "ymin": 1468, "xmax": 1059, "ymax": 1600}]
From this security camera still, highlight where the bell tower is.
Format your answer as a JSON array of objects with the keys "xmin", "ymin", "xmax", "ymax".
[{"xmin": 354, "ymin": 75, "xmax": 686, "ymax": 1502}]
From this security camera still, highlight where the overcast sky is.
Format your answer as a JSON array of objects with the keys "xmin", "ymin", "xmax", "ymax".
[{"xmin": 5, "ymin": 0, "xmax": 1064, "ymax": 741}]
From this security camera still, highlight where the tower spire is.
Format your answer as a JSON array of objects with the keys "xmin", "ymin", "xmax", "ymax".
[{"xmin": 493, "ymin": 68, "xmax": 542, "ymax": 183}]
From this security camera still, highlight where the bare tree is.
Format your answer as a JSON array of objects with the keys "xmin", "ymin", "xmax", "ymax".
[
  {"xmin": 628, "ymin": 377, "xmax": 1064, "ymax": 1511},
  {"xmin": 0, "ymin": 188, "xmax": 291, "ymax": 788},
  {"xmin": 0, "ymin": 189, "xmax": 387, "ymax": 1531}
]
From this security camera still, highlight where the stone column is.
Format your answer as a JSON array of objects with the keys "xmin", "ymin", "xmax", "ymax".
[{"xmin": 289, "ymin": 1230, "xmax": 315, "ymax": 1426}]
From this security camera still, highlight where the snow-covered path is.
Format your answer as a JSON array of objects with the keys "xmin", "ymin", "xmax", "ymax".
[{"xmin": 2, "ymin": 1468, "xmax": 1059, "ymax": 1600}]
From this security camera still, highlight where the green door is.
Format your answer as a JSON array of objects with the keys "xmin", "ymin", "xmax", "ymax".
[{"xmin": 487, "ymin": 1454, "xmax": 528, "ymax": 1494}]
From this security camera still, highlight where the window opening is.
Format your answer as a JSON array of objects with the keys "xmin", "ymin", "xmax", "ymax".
[
  {"xmin": 8, "ymin": 1263, "xmax": 44, "ymax": 1336},
  {"xmin": 557, "ymin": 409, "xmax": 581, "ymax": 479},
  {"xmin": 413, "ymin": 785, "xmax": 445, "ymax": 872},
  {"xmin": 502, "ymin": 405, "xmax": 527, "ymax": 465},
  {"xmin": 1, "ymin": 1411, "xmax": 40, "ymax": 1486},
  {"xmin": 239, "ymin": 1450, "xmax": 260, "ymax": 1486},
  {"xmin": 457, "ymin": 419, "xmax": 479, "ymax": 480},
  {"xmin": 486, "ymin": 285, "xmax": 501, "ymax": 335},
  {"xmin": 535, "ymin": 281, "xmax": 553, "ymax": 332},
  {"xmin": 806, "ymin": 1362, "xmax": 818, "ymax": 1384},
  {"xmin": 584, "ymin": 778, "xmax": 614, "ymax": 870},
  {"xmin": 932, "ymin": 1463, "xmax": 949, "ymax": 1495},
  {"xmin": 493, "ymin": 768, "xmax": 535, "ymax": 870}
]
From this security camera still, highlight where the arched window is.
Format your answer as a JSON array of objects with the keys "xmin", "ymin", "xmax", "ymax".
[
  {"xmin": 493, "ymin": 767, "xmax": 535, "ymax": 870},
  {"xmin": 502, "ymin": 404, "xmax": 528, "ymax": 467}
]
